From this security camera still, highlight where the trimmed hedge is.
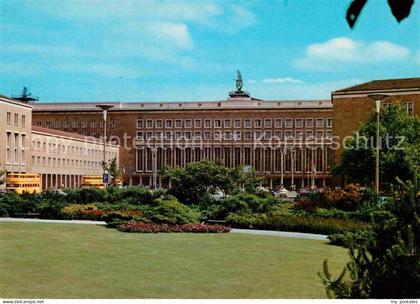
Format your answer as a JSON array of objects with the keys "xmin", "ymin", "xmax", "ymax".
[
  {"xmin": 117, "ymin": 222, "xmax": 231, "ymax": 233},
  {"xmin": 226, "ymin": 213, "xmax": 368, "ymax": 235}
]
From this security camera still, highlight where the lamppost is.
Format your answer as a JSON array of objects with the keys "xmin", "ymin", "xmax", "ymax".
[
  {"xmin": 367, "ymin": 94, "xmax": 388, "ymax": 195},
  {"xmin": 96, "ymin": 104, "xmax": 114, "ymax": 188}
]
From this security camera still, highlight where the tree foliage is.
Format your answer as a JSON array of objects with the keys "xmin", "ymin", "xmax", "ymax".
[
  {"xmin": 336, "ymin": 103, "xmax": 420, "ymax": 187},
  {"xmin": 162, "ymin": 161, "xmax": 262, "ymax": 205},
  {"xmin": 346, "ymin": 0, "xmax": 414, "ymax": 28},
  {"xmin": 320, "ymin": 173, "xmax": 420, "ymax": 298}
]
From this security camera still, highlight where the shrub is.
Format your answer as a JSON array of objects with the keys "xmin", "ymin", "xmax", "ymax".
[
  {"xmin": 106, "ymin": 186, "xmax": 165, "ymax": 205},
  {"xmin": 64, "ymin": 188, "xmax": 106, "ymax": 204},
  {"xmin": 117, "ymin": 222, "xmax": 230, "ymax": 233},
  {"xmin": 227, "ymin": 213, "xmax": 368, "ymax": 235},
  {"xmin": 145, "ymin": 197, "xmax": 200, "ymax": 224},
  {"xmin": 61, "ymin": 204, "xmax": 105, "ymax": 220},
  {"xmin": 0, "ymin": 192, "xmax": 37, "ymax": 216}
]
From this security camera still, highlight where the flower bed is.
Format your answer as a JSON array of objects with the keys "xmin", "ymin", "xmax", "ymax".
[{"xmin": 117, "ymin": 222, "xmax": 231, "ymax": 233}]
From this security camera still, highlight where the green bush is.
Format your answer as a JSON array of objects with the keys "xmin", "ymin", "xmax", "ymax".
[
  {"xmin": 145, "ymin": 196, "xmax": 200, "ymax": 224},
  {"xmin": 0, "ymin": 192, "xmax": 37, "ymax": 216},
  {"xmin": 64, "ymin": 188, "xmax": 107, "ymax": 204},
  {"xmin": 227, "ymin": 213, "xmax": 368, "ymax": 235}
]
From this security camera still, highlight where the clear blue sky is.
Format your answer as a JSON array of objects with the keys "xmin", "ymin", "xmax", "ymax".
[{"xmin": 1, "ymin": 0, "xmax": 419, "ymax": 102}]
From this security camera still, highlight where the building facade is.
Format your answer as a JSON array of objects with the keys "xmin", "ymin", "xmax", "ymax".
[
  {"xmin": 31, "ymin": 126, "xmax": 119, "ymax": 189},
  {"xmin": 0, "ymin": 95, "xmax": 32, "ymax": 174},
  {"xmin": 332, "ymin": 77, "xmax": 420, "ymax": 174},
  {"xmin": 32, "ymin": 95, "xmax": 334, "ymax": 188},
  {"xmin": 0, "ymin": 94, "xmax": 120, "ymax": 190}
]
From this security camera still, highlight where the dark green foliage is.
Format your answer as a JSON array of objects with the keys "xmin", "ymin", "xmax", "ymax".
[
  {"xmin": 105, "ymin": 187, "xmax": 165, "ymax": 205},
  {"xmin": 337, "ymin": 104, "xmax": 420, "ymax": 186},
  {"xmin": 163, "ymin": 161, "xmax": 262, "ymax": 205},
  {"xmin": 144, "ymin": 196, "xmax": 200, "ymax": 224},
  {"xmin": 227, "ymin": 213, "xmax": 368, "ymax": 235},
  {"xmin": 64, "ymin": 188, "xmax": 106, "ymax": 204},
  {"xmin": 320, "ymin": 175, "xmax": 420, "ymax": 298}
]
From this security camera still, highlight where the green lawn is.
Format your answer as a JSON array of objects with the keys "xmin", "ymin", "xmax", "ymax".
[{"xmin": 0, "ymin": 222, "xmax": 348, "ymax": 298}]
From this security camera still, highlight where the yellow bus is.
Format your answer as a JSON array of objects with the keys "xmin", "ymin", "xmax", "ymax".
[
  {"xmin": 81, "ymin": 175, "xmax": 104, "ymax": 189},
  {"xmin": 6, "ymin": 173, "xmax": 42, "ymax": 194}
]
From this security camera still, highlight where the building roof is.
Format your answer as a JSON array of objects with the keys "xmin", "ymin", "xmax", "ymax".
[
  {"xmin": 0, "ymin": 95, "xmax": 33, "ymax": 109},
  {"xmin": 32, "ymin": 126, "xmax": 118, "ymax": 147},
  {"xmin": 334, "ymin": 77, "xmax": 420, "ymax": 94},
  {"xmin": 32, "ymin": 98, "xmax": 332, "ymax": 112}
]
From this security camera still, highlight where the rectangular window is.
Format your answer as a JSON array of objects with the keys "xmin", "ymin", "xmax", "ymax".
[
  {"xmin": 146, "ymin": 131, "xmax": 153, "ymax": 139},
  {"xmin": 327, "ymin": 118, "xmax": 333, "ymax": 128},
  {"xmin": 137, "ymin": 119, "xmax": 144, "ymax": 128},
  {"xmin": 264, "ymin": 118, "xmax": 272, "ymax": 128},
  {"xmin": 185, "ymin": 131, "xmax": 192, "ymax": 139},
  {"xmin": 306, "ymin": 118, "xmax": 313, "ymax": 128},
  {"xmin": 21, "ymin": 115, "xmax": 26, "ymax": 127},
  {"xmin": 185, "ymin": 148, "xmax": 192, "ymax": 164},
  {"xmin": 295, "ymin": 130, "xmax": 303, "ymax": 140},
  {"xmin": 244, "ymin": 119, "xmax": 252, "ymax": 128},
  {"xmin": 255, "ymin": 148, "xmax": 262, "ymax": 171},
  {"xmin": 295, "ymin": 118, "xmax": 303, "ymax": 128},
  {"xmin": 90, "ymin": 121, "xmax": 96, "ymax": 128},
  {"xmin": 274, "ymin": 118, "xmax": 282, "ymax": 128},
  {"xmin": 194, "ymin": 119, "xmax": 201, "ymax": 128},
  {"xmin": 244, "ymin": 147, "xmax": 251, "ymax": 166},
  {"xmin": 264, "ymin": 149, "xmax": 271, "ymax": 172},
  {"xmin": 264, "ymin": 131, "xmax": 272, "ymax": 140},
  {"xmin": 156, "ymin": 131, "xmax": 163, "ymax": 140},
  {"xmin": 195, "ymin": 148, "xmax": 201, "ymax": 162},
  {"xmin": 244, "ymin": 131, "xmax": 252, "ymax": 140},
  {"xmin": 165, "ymin": 119, "xmax": 173, "ymax": 128},
  {"xmin": 254, "ymin": 119, "xmax": 262, "ymax": 128},
  {"xmin": 224, "ymin": 131, "xmax": 232, "ymax": 140},
  {"xmin": 156, "ymin": 120, "xmax": 163, "ymax": 128},
  {"xmin": 284, "ymin": 149, "xmax": 292, "ymax": 172},
  {"xmin": 224, "ymin": 119, "xmax": 231, "ymax": 128},
  {"xmin": 316, "ymin": 118, "xmax": 324, "ymax": 128},
  {"xmin": 175, "ymin": 119, "xmax": 182, "ymax": 128},
  {"xmin": 214, "ymin": 147, "xmax": 221, "ymax": 162},
  {"xmin": 54, "ymin": 120, "xmax": 60, "ymax": 128},
  {"xmin": 6, "ymin": 112, "xmax": 11, "ymax": 125},
  {"xmin": 274, "ymin": 130, "xmax": 282, "ymax": 140},
  {"xmin": 234, "ymin": 119, "xmax": 241, "ymax": 128},
  {"xmin": 204, "ymin": 119, "xmax": 211, "ymax": 128},
  {"xmin": 234, "ymin": 130, "xmax": 241, "ymax": 140},
  {"xmin": 185, "ymin": 119, "xmax": 192, "ymax": 128},
  {"xmin": 214, "ymin": 131, "xmax": 222, "ymax": 140},
  {"xmin": 285, "ymin": 118, "xmax": 293, "ymax": 128},
  {"xmin": 306, "ymin": 130, "xmax": 314, "ymax": 140},
  {"xmin": 254, "ymin": 130, "xmax": 262, "ymax": 140},
  {"xmin": 274, "ymin": 149, "xmax": 281, "ymax": 173},
  {"xmin": 194, "ymin": 131, "xmax": 201, "ymax": 140},
  {"xmin": 175, "ymin": 131, "xmax": 182, "ymax": 139},
  {"xmin": 316, "ymin": 130, "xmax": 324, "ymax": 139},
  {"xmin": 204, "ymin": 131, "xmax": 211, "ymax": 140},
  {"xmin": 295, "ymin": 149, "xmax": 302, "ymax": 173},
  {"xmin": 45, "ymin": 121, "xmax": 51, "ymax": 128},
  {"xmin": 146, "ymin": 148, "xmax": 153, "ymax": 172},
  {"xmin": 224, "ymin": 147, "xmax": 231, "ymax": 167},
  {"xmin": 214, "ymin": 119, "xmax": 221, "ymax": 128},
  {"xmin": 81, "ymin": 121, "xmax": 87, "ymax": 128},
  {"xmin": 146, "ymin": 119, "xmax": 153, "ymax": 128},
  {"xmin": 165, "ymin": 131, "xmax": 172, "ymax": 140},
  {"xmin": 285, "ymin": 130, "xmax": 293, "ymax": 140},
  {"xmin": 6, "ymin": 132, "xmax": 11, "ymax": 163},
  {"xmin": 234, "ymin": 147, "xmax": 241, "ymax": 167},
  {"xmin": 14, "ymin": 113, "xmax": 19, "ymax": 126}
]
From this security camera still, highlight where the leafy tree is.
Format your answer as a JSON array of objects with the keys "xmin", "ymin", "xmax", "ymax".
[
  {"xmin": 162, "ymin": 161, "xmax": 262, "ymax": 205},
  {"xmin": 102, "ymin": 157, "xmax": 120, "ymax": 179},
  {"xmin": 336, "ymin": 103, "xmax": 420, "ymax": 187},
  {"xmin": 346, "ymin": 0, "xmax": 414, "ymax": 28},
  {"xmin": 320, "ymin": 173, "xmax": 420, "ymax": 298}
]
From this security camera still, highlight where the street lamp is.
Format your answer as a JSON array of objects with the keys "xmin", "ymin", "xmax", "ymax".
[
  {"xmin": 367, "ymin": 94, "xmax": 388, "ymax": 195},
  {"xmin": 96, "ymin": 104, "xmax": 114, "ymax": 188}
]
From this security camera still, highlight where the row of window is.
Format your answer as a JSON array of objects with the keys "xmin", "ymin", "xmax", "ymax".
[
  {"xmin": 31, "ymin": 140, "xmax": 117, "ymax": 158},
  {"xmin": 136, "ymin": 118, "xmax": 333, "ymax": 129},
  {"xmin": 136, "ymin": 129, "xmax": 333, "ymax": 141},
  {"xmin": 36, "ymin": 120, "xmax": 115, "ymax": 129},
  {"xmin": 5, "ymin": 132, "xmax": 27, "ymax": 165},
  {"xmin": 32, "ymin": 156, "xmax": 102, "ymax": 169},
  {"xmin": 383, "ymin": 102, "xmax": 414, "ymax": 115},
  {"xmin": 6, "ymin": 112, "xmax": 26, "ymax": 127},
  {"xmin": 136, "ymin": 146, "xmax": 333, "ymax": 174}
]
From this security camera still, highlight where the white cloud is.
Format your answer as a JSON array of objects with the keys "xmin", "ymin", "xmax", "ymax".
[
  {"xmin": 248, "ymin": 79, "xmax": 257, "ymax": 84},
  {"xmin": 295, "ymin": 37, "xmax": 411, "ymax": 70},
  {"xmin": 262, "ymin": 77, "xmax": 305, "ymax": 84}
]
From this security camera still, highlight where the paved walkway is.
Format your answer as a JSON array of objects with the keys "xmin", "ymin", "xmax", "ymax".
[
  {"xmin": 0, "ymin": 217, "xmax": 106, "ymax": 225},
  {"xmin": 231, "ymin": 228, "xmax": 328, "ymax": 241},
  {"xmin": 0, "ymin": 218, "xmax": 328, "ymax": 240}
]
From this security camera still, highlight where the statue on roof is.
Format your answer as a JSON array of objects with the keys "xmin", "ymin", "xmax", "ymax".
[
  {"xmin": 229, "ymin": 70, "xmax": 250, "ymax": 98},
  {"xmin": 236, "ymin": 70, "xmax": 243, "ymax": 92}
]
